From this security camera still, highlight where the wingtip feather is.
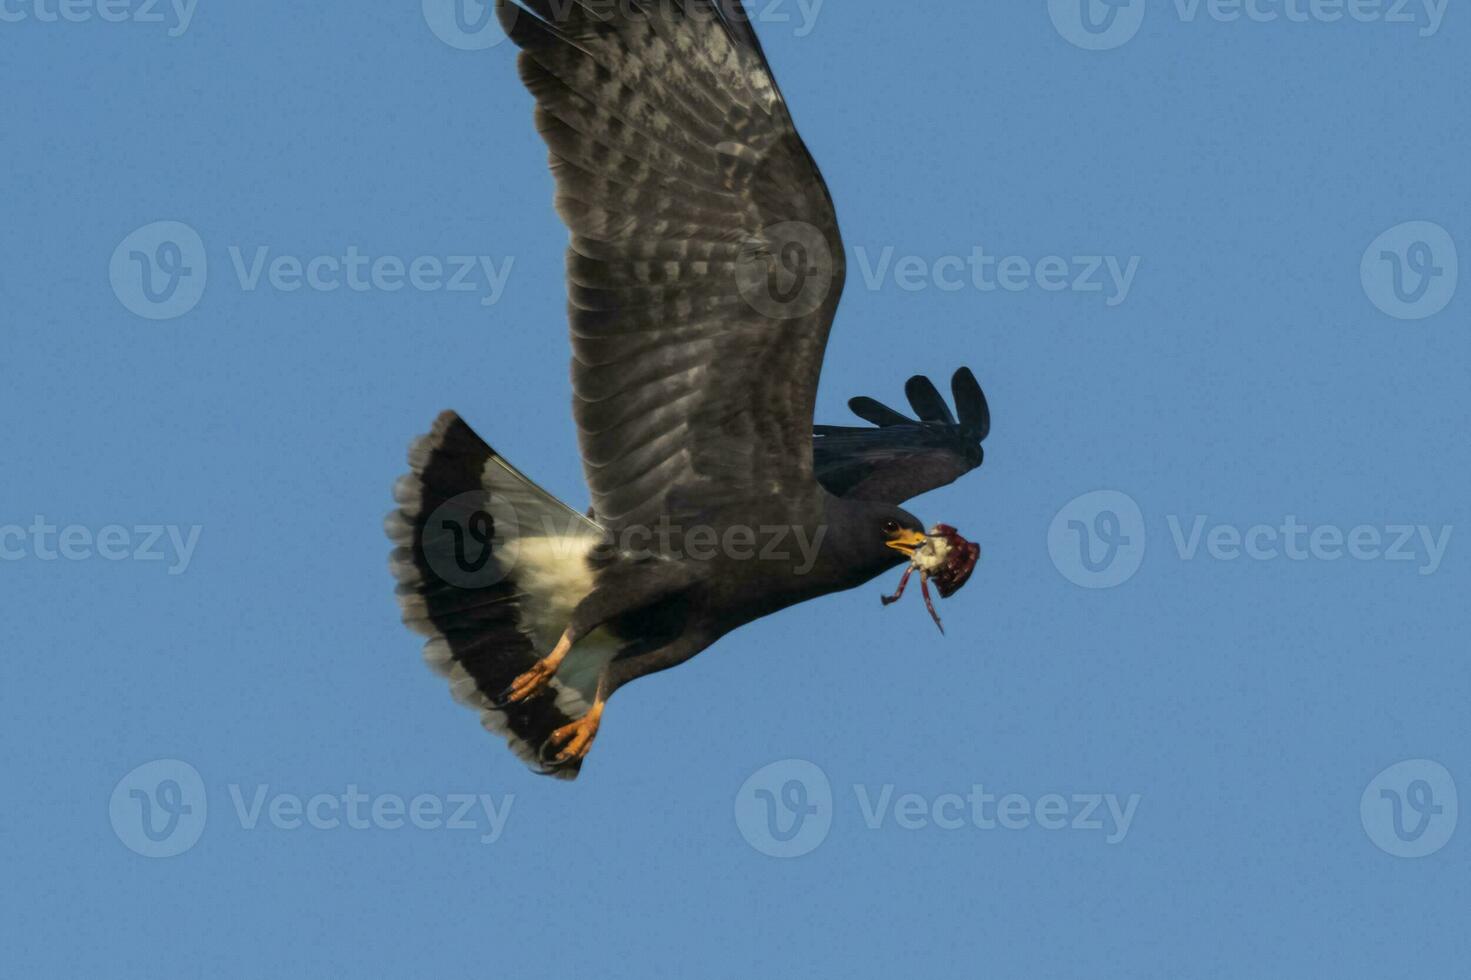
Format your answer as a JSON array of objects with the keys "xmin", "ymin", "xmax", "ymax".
[{"xmin": 951, "ymin": 368, "xmax": 990, "ymax": 438}]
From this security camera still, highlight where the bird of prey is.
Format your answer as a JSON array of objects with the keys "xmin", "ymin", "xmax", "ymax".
[{"xmin": 388, "ymin": 0, "xmax": 991, "ymax": 778}]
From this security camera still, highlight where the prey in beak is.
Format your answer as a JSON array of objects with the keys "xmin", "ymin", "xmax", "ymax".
[{"xmin": 882, "ymin": 524, "xmax": 980, "ymax": 634}]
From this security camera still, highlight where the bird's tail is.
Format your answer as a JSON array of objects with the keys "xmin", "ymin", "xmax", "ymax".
[{"xmin": 386, "ymin": 411, "xmax": 608, "ymax": 779}]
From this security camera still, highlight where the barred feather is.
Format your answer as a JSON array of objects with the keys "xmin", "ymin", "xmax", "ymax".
[{"xmin": 498, "ymin": 0, "xmax": 847, "ymax": 529}]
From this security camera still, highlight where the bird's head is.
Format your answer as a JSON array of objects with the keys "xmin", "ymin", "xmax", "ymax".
[
  {"xmin": 818, "ymin": 500, "xmax": 979, "ymax": 633},
  {"xmin": 880, "ymin": 513, "xmax": 931, "ymax": 565},
  {"xmin": 816, "ymin": 498, "xmax": 924, "ymax": 583}
]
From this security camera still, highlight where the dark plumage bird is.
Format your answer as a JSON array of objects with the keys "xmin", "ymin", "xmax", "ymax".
[{"xmin": 388, "ymin": 0, "xmax": 991, "ymax": 778}]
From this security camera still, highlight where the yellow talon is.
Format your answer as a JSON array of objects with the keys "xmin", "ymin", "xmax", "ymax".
[
  {"xmin": 546, "ymin": 701, "xmax": 605, "ymax": 765},
  {"xmin": 498, "ymin": 630, "xmax": 573, "ymax": 706}
]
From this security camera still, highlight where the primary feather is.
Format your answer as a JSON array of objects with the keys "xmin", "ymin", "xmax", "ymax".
[{"xmin": 813, "ymin": 368, "xmax": 990, "ymax": 504}]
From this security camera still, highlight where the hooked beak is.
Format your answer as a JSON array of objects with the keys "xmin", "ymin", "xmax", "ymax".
[{"xmin": 884, "ymin": 528, "xmax": 928, "ymax": 558}]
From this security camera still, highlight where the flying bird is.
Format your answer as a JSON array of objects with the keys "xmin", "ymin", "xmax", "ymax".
[{"xmin": 388, "ymin": 0, "xmax": 991, "ymax": 778}]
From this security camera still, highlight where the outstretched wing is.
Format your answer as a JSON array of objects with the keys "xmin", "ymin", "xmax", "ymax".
[
  {"xmin": 498, "ymin": 0, "xmax": 847, "ymax": 529},
  {"xmin": 813, "ymin": 368, "xmax": 991, "ymax": 504}
]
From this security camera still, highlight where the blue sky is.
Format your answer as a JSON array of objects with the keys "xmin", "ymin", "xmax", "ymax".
[{"xmin": 2, "ymin": 2, "xmax": 1467, "ymax": 977}]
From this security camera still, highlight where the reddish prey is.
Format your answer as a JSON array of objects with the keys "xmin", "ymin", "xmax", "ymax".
[{"xmin": 881, "ymin": 524, "xmax": 980, "ymax": 634}]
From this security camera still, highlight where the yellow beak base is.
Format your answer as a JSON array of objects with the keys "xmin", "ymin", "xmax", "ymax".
[{"xmin": 884, "ymin": 528, "xmax": 928, "ymax": 558}]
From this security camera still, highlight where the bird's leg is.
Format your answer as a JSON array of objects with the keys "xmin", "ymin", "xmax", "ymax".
[
  {"xmin": 507, "ymin": 562, "xmax": 694, "ymax": 710},
  {"xmin": 538, "ymin": 630, "xmax": 712, "ymax": 774},
  {"xmin": 499, "ymin": 573, "xmax": 667, "ymax": 707},
  {"xmin": 540, "ymin": 672, "xmax": 611, "ymax": 770},
  {"xmin": 496, "ymin": 629, "xmax": 574, "ymax": 706}
]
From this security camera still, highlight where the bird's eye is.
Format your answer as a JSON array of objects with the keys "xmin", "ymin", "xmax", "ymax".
[{"xmin": 883, "ymin": 520, "xmax": 900, "ymax": 534}]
